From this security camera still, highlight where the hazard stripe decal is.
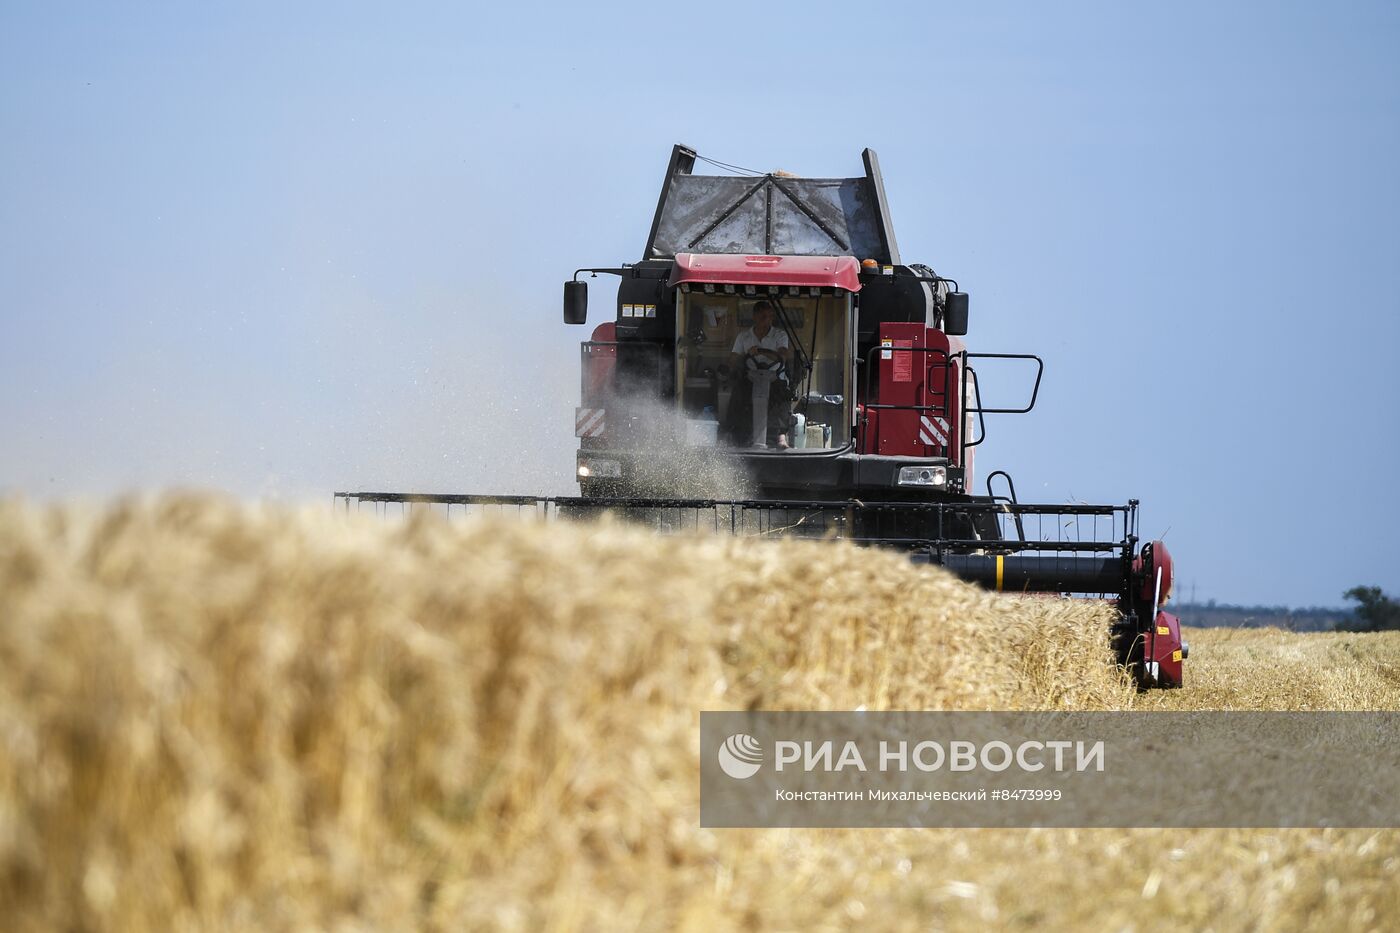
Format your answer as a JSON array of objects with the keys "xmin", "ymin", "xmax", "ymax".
[
  {"xmin": 575, "ymin": 407, "xmax": 605, "ymax": 438},
  {"xmin": 918, "ymin": 414, "xmax": 950, "ymax": 447}
]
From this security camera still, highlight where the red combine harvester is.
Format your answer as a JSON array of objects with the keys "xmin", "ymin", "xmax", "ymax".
[{"xmin": 336, "ymin": 145, "xmax": 1184, "ymax": 688}]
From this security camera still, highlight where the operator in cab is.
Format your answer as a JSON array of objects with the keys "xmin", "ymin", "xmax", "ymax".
[{"xmin": 725, "ymin": 299, "xmax": 794, "ymax": 449}]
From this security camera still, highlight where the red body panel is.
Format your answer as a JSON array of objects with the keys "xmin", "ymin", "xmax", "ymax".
[
  {"xmin": 864, "ymin": 322, "xmax": 963, "ymax": 465},
  {"xmin": 1136, "ymin": 540, "xmax": 1174, "ymax": 604},
  {"xmin": 671, "ymin": 253, "xmax": 862, "ymax": 292},
  {"xmin": 1149, "ymin": 610, "xmax": 1185, "ymax": 688},
  {"xmin": 1132, "ymin": 541, "xmax": 1183, "ymax": 687},
  {"xmin": 582, "ymin": 322, "xmax": 617, "ymax": 407}
]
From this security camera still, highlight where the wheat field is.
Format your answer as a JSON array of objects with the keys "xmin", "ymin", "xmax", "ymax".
[{"xmin": 0, "ymin": 496, "xmax": 1396, "ymax": 931}]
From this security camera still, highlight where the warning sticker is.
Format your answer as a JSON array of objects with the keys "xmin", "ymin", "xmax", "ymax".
[{"xmin": 893, "ymin": 340, "xmax": 913, "ymax": 382}]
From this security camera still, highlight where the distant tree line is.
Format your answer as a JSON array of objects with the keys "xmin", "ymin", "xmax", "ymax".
[
  {"xmin": 1151, "ymin": 587, "xmax": 1398, "ymax": 632},
  {"xmin": 1339, "ymin": 586, "xmax": 1400, "ymax": 632},
  {"xmin": 1170, "ymin": 602, "xmax": 1354, "ymax": 631}
]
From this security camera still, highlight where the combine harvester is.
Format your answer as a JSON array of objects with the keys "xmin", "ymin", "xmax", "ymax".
[{"xmin": 337, "ymin": 145, "xmax": 1184, "ymax": 688}]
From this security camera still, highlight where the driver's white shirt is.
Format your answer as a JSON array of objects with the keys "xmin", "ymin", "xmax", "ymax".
[
  {"xmin": 733, "ymin": 326, "xmax": 789, "ymax": 381},
  {"xmin": 733, "ymin": 327, "xmax": 790, "ymax": 382}
]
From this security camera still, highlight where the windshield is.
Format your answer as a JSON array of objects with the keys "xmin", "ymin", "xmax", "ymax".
[{"xmin": 676, "ymin": 292, "xmax": 852, "ymax": 450}]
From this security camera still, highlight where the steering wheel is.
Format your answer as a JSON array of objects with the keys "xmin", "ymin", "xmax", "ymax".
[{"xmin": 744, "ymin": 348, "xmax": 786, "ymax": 380}]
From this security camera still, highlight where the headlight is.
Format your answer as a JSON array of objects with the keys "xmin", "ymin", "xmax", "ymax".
[
  {"xmin": 577, "ymin": 458, "xmax": 622, "ymax": 479},
  {"xmin": 897, "ymin": 465, "xmax": 947, "ymax": 487}
]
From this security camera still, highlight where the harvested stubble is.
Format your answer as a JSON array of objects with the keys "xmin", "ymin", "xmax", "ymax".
[{"xmin": 0, "ymin": 496, "xmax": 1396, "ymax": 931}]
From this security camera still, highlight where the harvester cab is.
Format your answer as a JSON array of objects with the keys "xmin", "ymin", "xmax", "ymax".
[
  {"xmin": 564, "ymin": 144, "xmax": 1010, "ymax": 509},
  {"xmin": 336, "ymin": 144, "xmax": 1184, "ymax": 689}
]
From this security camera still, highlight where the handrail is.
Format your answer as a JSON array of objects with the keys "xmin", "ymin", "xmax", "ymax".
[
  {"xmin": 858, "ymin": 344, "xmax": 959, "ymax": 455},
  {"xmin": 963, "ymin": 352, "xmax": 1044, "ymax": 414},
  {"xmin": 985, "ymin": 470, "xmax": 1026, "ymax": 543}
]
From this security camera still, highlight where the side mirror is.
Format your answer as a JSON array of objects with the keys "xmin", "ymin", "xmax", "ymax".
[
  {"xmin": 564, "ymin": 280, "xmax": 588, "ymax": 324},
  {"xmin": 943, "ymin": 291, "xmax": 969, "ymax": 335}
]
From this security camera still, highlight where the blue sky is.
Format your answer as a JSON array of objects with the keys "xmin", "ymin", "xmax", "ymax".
[{"xmin": 2, "ymin": 1, "xmax": 1397, "ymax": 606}]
